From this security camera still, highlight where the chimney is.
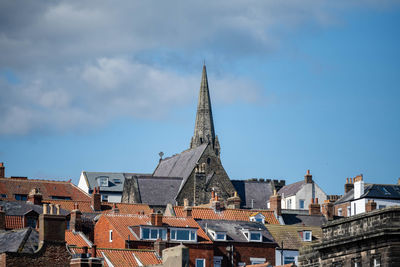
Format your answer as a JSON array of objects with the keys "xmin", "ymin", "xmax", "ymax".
[
  {"xmin": 0, "ymin": 206, "xmax": 5, "ymax": 230},
  {"xmin": 0, "ymin": 163, "xmax": 4, "ymax": 178},
  {"xmin": 353, "ymin": 175, "xmax": 364, "ymax": 199},
  {"xmin": 27, "ymin": 188, "xmax": 43, "ymax": 205},
  {"xmin": 398, "ymin": 178, "xmax": 400, "ymax": 185},
  {"xmin": 39, "ymin": 204, "xmax": 66, "ymax": 243},
  {"xmin": 304, "ymin": 170, "xmax": 313, "ymax": 183},
  {"xmin": 365, "ymin": 199, "xmax": 377, "ymax": 212},
  {"xmin": 151, "ymin": 212, "xmax": 163, "ymax": 227},
  {"xmin": 344, "ymin": 178, "xmax": 354, "ymax": 194},
  {"xmin": 112, "ymin": 203, "xmax": 119, "ymax": 214},
  {"xmin": 91, "ymin": 245, "xmax": 97, "ymax": 258},
  {"xmin": 91, "ymin": 187, "xmax": 101, "ymax": 211},
  {"xmin": 211, "ymin": 194, "xmax": 222, "ymax": 212},
  {"xmin": 321, "ymin": 200, "xmax": 334, "ymax": 220},
  {"xmin": 269, "ymin": 190, "xmax": 282, "ymax": 216},
  {"xmin": 309, "ymin": 198, "xmax": 321, "ymax": 215},
  {"xmin": 70, "ymin": 203, "xmax": 82, "ymax": 232},
  {"xmin": 227, "ymin": 191, "xmax": 241, "ymax": 209},
  {"xmin": 154, "ymin": 239, "xmax": 167, "ymax": 258},
  {"xmin": 183, "ymin": 199, "xmax": 192, "ymax": 217}
]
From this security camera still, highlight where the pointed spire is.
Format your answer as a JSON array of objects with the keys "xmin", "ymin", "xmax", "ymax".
[{"xmin": 190, "ymin": 65, "xmax": 217, "ymax": 152}]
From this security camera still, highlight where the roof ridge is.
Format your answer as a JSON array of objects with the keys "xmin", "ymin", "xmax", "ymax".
[{"xmin": 0, "ymin": 177, "xmax": 71, "ymax": 183}]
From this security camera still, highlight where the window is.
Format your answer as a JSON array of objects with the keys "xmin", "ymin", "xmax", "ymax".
[
  {"xmin": 170, "ymin": 228, "xmax": 197, "ymax": 242},
  {"xmin": 250, "ymin": 213, "xmax": 265, "ymax": 224},
  {"xmin": 378, "ymin": 205, "xmax": 386, "ymax": 209},
  {"xmin": 352, "ymin": 259, "xmax": 361, "ymax": 267},
  {"xmin": 338, "ymin": 208, "xmax": 343, "ymax": 216},
  {"xmin": 51, "ymin": 196, "xmax": 71, "ymax": 200},
  {"xmin": 250, "ymin": 232, "xmax": 262, "ymax": 241},
  {"xmin": 303, "ymin": 231, "xmax": 312, "ymax": 241},
  {"xmin": 213, "ymin": 257, "xmax": 222, "ymax": 267},
  {"xmin": 109, "ymin": 230, "xmax": 113, "ymax": 242},
  {"xmin": 373, "ymin": 257, "xmax": 381, "ymax": 267},
  {"xmin": 140, "ymin": 227, "xmax": 167, "ymax": 240},
  {"xmin": 250, "ymin": 258, "xmax": 266, "ymax": 264},
  {"xmin": 113, "ymin": 179, "xmax": 122, "ymax": 184},
  {"xmin": 26, "ymin": 217, "xmax": 37, "ymax": 228},
  {"xmin": 15, "ymin": 194, "xmax": 27, "ymax": 201},
  {"xmin": 97, "ymin": 176, "xmax": 109, "ymax": 187},
  {"xmin": 347, "ymin": 206, "xmax": 351, "ymax": 216},
  {"xmin": 102, "ymin": 195, "xmax": 108, "ymax": 201},
  {"xmin": 284, "ymin": 256, "xmax": 295, "ymax": 264},
  {"xmin": 0, "ymin": 194, "xmax": 7, "ymax": 198},
  {"xmin": 287, "ymin": 199, "xmax": 292, "ymax": 209},
  {"xmin": 216, "ymin": 232, "xmax": 226, "ymax": 241},
  {"xmin": 195, "ymin": 259, "xmax": 205, "ymax": 267},
  {"xmin": 299, "ymin": 199, "xmax": 305, "ymax": 209}
]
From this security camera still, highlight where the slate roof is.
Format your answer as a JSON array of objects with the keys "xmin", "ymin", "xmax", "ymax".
[
  {"xmin": 280, "ymin": 213, "xmax": 327, "ymax": 227},
  {"xmin": 335, "ymin": 183, "xmax": 400, "ymax": 205},
  {"xmin": 173, "ymin": 206, "xmax": 280, "ymax": 224},
  {"xmin": 136, "ymin": 176, "xmax": 183, "ymax": 206},
  {"xmin": 153, "ymin": 143, "xmax": 208, "ymax": 192},
  {"xmin": 82, "ymin": 172, "xmax": 131, "ymax": 192},
  {"xmin": 0, "ymin": 227, "xmax": 39, "ymax": 253},
  {"xmin": 0, "ymin": 200, "xmax": 43, "ymax": 216},
  {"xmin": 232, "ymin": 180, "xmax": 274, "ymax": 209},
  {"xmin": 101, "ymin": 214, "xmax": 211, "ymax": 243},
  {"xmin": 0, "ymin": 177, "xmax": 90, "ymax": 201},
  {"xmin": 197, "ymin": 219, "xmax": 277, "ymax": 244},
  {"xmin": 278, "ymin": 181, "xmax": 305, "ymax": 197},
  {"xmin": 265, "ymin": 224, "xmax": 323, "ymax": 250}
]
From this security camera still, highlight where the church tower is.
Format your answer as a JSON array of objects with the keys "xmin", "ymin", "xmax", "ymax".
[{"xmin": 190, "ymin": 65, "xmax": 221, "ymax": 156}]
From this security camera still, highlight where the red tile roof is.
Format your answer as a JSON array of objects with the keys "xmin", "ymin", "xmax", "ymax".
[
  {"xmin": 65, "ymin": 230, "xmax": 92, "ymax": 247},
  {"xmin": 5, "ymin": 215, "xmax": 24, "ymax": 229},
  {"xmin": 0, "ymin": 177, "xmax": 90, "ymax": 201},
  {"xmin": 174, "ymin": 206, "xmax": 280, "ymax": 224},
  {"xmin": 103, "ymin": 214, "xmax": 211, "ymax": 243},
  {"xmin": 69, "ymin": 247, "xmax": 162, "ymax": 267},
  {"xmin": 43, "ymin": 200, "xmax": 152, "ymax": 214}
]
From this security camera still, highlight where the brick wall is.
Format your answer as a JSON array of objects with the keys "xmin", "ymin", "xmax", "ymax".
[
  {"xmin": 94, "ymin": 216, "xmax": 126, "ymax": 249},
  {"xmin": 334, "ymin": 202, "xmax": 350, "ymax": 217},
  {"xmin": 214, "ymin": 242, "xmax": 275, "ymax": 266}
]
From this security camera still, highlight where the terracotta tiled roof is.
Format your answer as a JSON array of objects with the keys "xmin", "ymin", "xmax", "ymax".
[
  {"xmin": 5, "ymin": 215, "xmax": 24, "ymax": 229},
  {"xmin": 43, "ymin": 200, "xmax": 152, "ymax": 215},
  {"xmin": 99, "ymin": 248, "xmax": 162, "ymax": 267},
  {"xmin": 174, "ymin": 206, "xmax": 279, "ymax": 224},
  {"xmin": 65, "ymin": 230, "xmax": 92, "ymax": 247},
  {"xmin": 103, "ymin": 214, "xmax": 211, "ymax": 243},
  {"xmin": 265, "ymin": 224, "xmax": 322, "ymax": 250},
  {"xmin": 0, "ymin": 178, "xmax": 90, "ymax": 201}
]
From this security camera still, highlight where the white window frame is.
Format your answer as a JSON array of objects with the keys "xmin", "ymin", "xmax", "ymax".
[
  {"xmin": 250, "ymin": 257, "xmax": 266, "ymax": 264},
  {"xmin": 299, "ymin": 199, "xmax": 305, "ymax": 209},
  {"xmin": 338, "ymin": 208, "xmax": 343, "ymax": 216},
  {"xmin": 373, "ymin": 257, "xmax": 381, "ymax": 267},
  {"xmin": 140, "ymin": 227, "xmax": 167, "ymax": 241},
  {"xmin": 102, "ymin": 194, "xmax": 108, "ymax": 201},
  {"xmin": 97, "ymin": 176, "xmax": 109, "ymax": 187},
  {"xmin": 109, "ymin": 230, "xmax": 113, "ymax": 242},
  {"xmin": 170, "ymin": 228, "xmax": 197, "ymax": 242},
  {"xmin": 242, "ymin": 229, "xmax": 262, "ymax": 242},
  {"xmin": 347, "ymin": 206, "xmax": 351, "ymax": 216},
  {"xmin": 195, "ymin": 258, "xmax": 205, "ymax": 267},
  {"xmin": 303, "ymin": 230, "xmax": 312, "ymax": 241},
  {"xmin": 249, "ymin": 213, "xmax": 265, "ymax": 224},
  {"xmin": 213, "ymin": 256, "xmax": 222, "ymax": 267}
]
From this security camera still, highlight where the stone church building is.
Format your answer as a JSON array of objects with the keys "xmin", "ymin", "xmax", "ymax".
[{"xmin": 123, "ymin": 65, "xmax": 236, "ymax": 206}]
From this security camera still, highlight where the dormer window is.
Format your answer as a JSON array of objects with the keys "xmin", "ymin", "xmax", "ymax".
[
  {"xmin": 303, "ymin": 230, "xmax": 312, "ymax": 241},
  {"xmin": 208, "ymin": 229, "xmax": 227, "ymax": 241},
  {"xmin": 97, "ymin": 176, "xmax": 109, "ymax": 187},
  {"xmin": 170, "ymin": 228, "xmax": 197, "ymax": 242},
  {"xmin": 140, "ymin": 227, "xmax": 167, "ymax": 240},
  {"xmin": 249, "ymin": 213, "xmax": 265, "ymax": 224},
  {"xmin": 113, "ymin": 179, "xmax": 122, "ymax": 184},
  {"xmin": 241, "ymin": 229, "xmax": 262, "ymax": 242}
]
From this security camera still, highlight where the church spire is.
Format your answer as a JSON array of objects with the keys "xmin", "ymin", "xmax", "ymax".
[{"xmin": 190, "ymin": 65, "xmax": 219, "ymax": 155}]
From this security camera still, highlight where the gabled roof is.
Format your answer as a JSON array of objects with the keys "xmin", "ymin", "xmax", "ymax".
[
  {"xmin": 65, "ymin": 230, "xmax": 92, "ymax": 247},
  {"xmin": 0, "ymin": 177, "xmax": 90, "ymax": 201},
  {"xmin": 0, "ymin": 227, "xmax": 39, "ymax": 253},
  {"xmin": 280, "ymin": 213, "xmax": 327, "ymax": 227},
  {"xmin": 101, "ymin": 214, "xmax": 211, "ymax": 243},
  {"xmin": 265, "ymin": 224, "xmax": 323, "ymax": 250},
  {"xmin": 197, "ymin": 219, "xmax": 276, "ymax": 244},
  {"xmin": 232, "ymin": 180, "xmax": 274, "ymax": 209},
  {"xmin": 136, "ymin": 176, "xmax": 183, "ymax": 206},
  {"xmin": 0, "ymin": 200, "xmax": 43, "ymax": 216},
  {"xmin": 153, "ymin": 143, "xmax": 208, "ymax": 192},
  {"xmin": 173, "ymin": 206, "xmax": 279, "ymax": 224},
  {"xmin": 335, "ymin": 183, "xmax": 400, "ymax": 205},
  {"xmin": 82, "ymin": 172, "xmax": 133, "ymax": 192},
  {"xmin": 278, "ymin": 181, "xmax": 305, "ymax": 197}
]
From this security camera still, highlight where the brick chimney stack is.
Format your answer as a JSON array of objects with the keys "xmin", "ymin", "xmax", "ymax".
[
  {"xmin": 151, "ymin": 211, "xmax": 163, "ymax": 226},
  {"xmin": 0, "ymin": 206, "xmax": 5, "ymax": 230},
  {"xmin": 211, "ymin": 193, "xmax": 222, "ymax": 212},
  {"xmin": 27, "ymin": 188, "xmax": 43, "ymax": 205},
  {"xmin": 183, "ymin": 199, "xmax": 192, "ymax": 217},
  {"xmin": 91, "ymin": 187, "xmax": 101, "ymax": 211},
  {"xmin": 344, "ymin": 178, "xmax": 354, "ymax": 194},
  {"xmin": 227, "ymin": 191, "xmax": 241, "ymax": 209},
  {"xmin": 304, "ymin": 170, "xmax": 313, "ymax": 184},
  {"xmin": 309, "ymin": 198, "xmax": 321, "ymax": 215},
  {"xmin": 0, "ymin": 162, "xmax": 4, "ymax": 178},
  {"xmin": 70, "ymin": 203, "xmax": 82, "ymax": 232},
  {"xmin": 112, "ymin": 203, "xmax": 119, "ymax": 214},
  {"xmin": 39, "ymin": 203, "xmax": 66, "ymax": 244},
  {"xmin": 365, "ymin": 199, "xmax": 377, "ymax": 212},
  {"xmin": 321, "ymin": 200, "xmax": 334, "ymax": 220},
  {"xmin": 269, "ymin": 189, "xmax": 282, "ymax": 216},
  {"xmin": 154, "ymin": 239, "xmax": 167, "ymax": 258},
  {"xmin": 91, "ymin": 245, "xmax": 97, "ymax": 258}
]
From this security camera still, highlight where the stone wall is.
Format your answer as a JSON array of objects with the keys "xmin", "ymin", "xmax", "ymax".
[{"xmin": 298, "ymin": 206, "xmax": 400, "ymax": 267}]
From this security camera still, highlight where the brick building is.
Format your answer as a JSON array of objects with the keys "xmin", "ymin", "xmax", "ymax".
[{"xmin": 298, "ymin": 206, "xmax": 400, "ymax": 266}]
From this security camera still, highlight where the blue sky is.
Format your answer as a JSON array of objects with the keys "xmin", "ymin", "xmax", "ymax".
[{"xmin": 0, "ymin": 1, "xmax": 399, "ymax": 195}]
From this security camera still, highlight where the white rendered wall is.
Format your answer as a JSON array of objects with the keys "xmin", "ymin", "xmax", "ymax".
[
  {"xmin": 351, "ymin": 198, "xmax": 400, "ymax": 215},
  {"xmin": 78, "ymin": 172, "xmax": 89, "ymax": 194},
  {"xmin": 105, "ymin": 194, "xmax": 122, "ymax": 203},
  {"xmin": 296, "ymin": 183, "xmax": 327, "ymax": 210}
]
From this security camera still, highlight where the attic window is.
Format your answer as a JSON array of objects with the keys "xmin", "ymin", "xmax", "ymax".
[
  {"xmin": 97, "ymin": 176, "xmax": 109, "ymax": 187},
  {"xmin": 249, "ymin": 213, "xmax": 265, "ymax": 224},
  {"xmin": 113, "ymin": 179, "xmax": 122, "ymax": 184},
  {"xmin": 303, "ymin": 230, "xmax": 312, "ymax": 241},
  {"xmin": 140, "ymin": 227, "xmax": 167, "ymax": 240},
  {"xmin": 170, "ymin": 228, "xmax": 197, "ymax": 242},
  {"xmin": 208, "ymin": 229, "xmax": 226, "ymax": 241},
  {"xmin": 241, "ymin": 229, "xmax": 262, "ymax": 242}
]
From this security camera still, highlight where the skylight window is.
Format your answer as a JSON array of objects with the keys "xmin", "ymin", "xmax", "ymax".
[
  {"xmin": 97, "ymin": 176, "xmax": 109, "ymax": 187},
  {"xmin": 113, "ymin": 179, "xmax": 122, "ymax": 184}
]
